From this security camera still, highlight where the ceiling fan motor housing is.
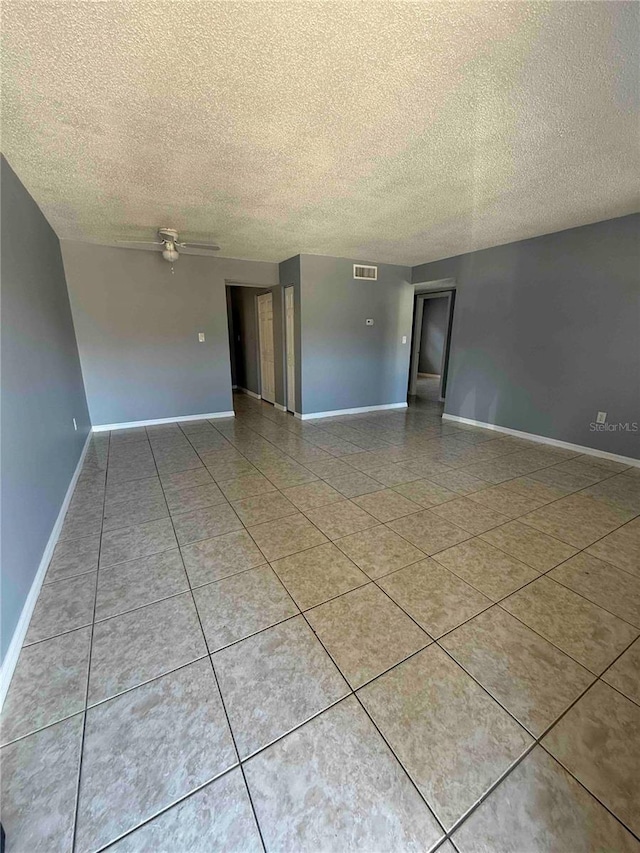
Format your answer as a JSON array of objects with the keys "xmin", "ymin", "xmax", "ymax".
[{"xmin": 158, "ymin": 228, "xmax": 179, "ymax": 243}]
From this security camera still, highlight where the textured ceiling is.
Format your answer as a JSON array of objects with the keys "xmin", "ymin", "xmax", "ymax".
[{"xmin": 2, "ymin": 1, "xmax": 639, "ymax": 265}]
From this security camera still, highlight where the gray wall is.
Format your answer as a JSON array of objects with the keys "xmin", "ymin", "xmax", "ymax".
[
  {"xmin": 1, "ymin": 157, "xmax": 91, "ymax": 662},
  {"xmin": 61, "ymin": 242, "xmax": 278, "ymax": 425},
  {"xmin": 299, "ymin": 255, "xmax": 413, "ymax": 414},
  {"xmin": 412, "ymin": 214, "xmax": 640, "ymax": 458},
  {"xmin": 418, "ymin": 296, "xmax": 448, "ymax": 374}
]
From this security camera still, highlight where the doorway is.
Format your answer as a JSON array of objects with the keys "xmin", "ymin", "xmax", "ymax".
[
  {"xmin": 408, "ymin": 290, "xmax": 454, "ymax": 404},
  {"xmin": 257, "ymin": 291, "xmax": 276, "ymax": 404},
  {"xmin": 226, "ymin": 283, "xmax": 279, "ymax": 406}
]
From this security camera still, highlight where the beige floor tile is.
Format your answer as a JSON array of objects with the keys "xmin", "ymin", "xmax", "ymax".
[
  {"xmin": 602, "ymin": 639, "xmax": 640, "ymax": 705},
  {"xmin": 501, "ymin": 576, "xmax": 638, "ymax": 673},
  {"xmin": 304, "ymin": 499, "xmax": 378, "ymax": 540},
  {"xmin": 108, "ymin": 770, "xmax": 262, "ymax": 853},
  {"xmin": 164, "ymin": 483, "xmax": 226, "ymax": 515},
  {"xmin": 388, "ymin": 509, "xmax": 472, "ymax": 555},
  {"xmin": 217, "ymin": 473, "xmax": 277, "ymax": 501},
  {"xmin": 24, "ymin": 573, "xmax": 96, "ymax": 645},
  {"xmin": 467, "ymin": 484, "xmax": 546, "ymax": 519},
  {"xmin": 260, "ymin": 464, "xmax": 318, "ymax": 489},
  {"xmin": 571, "ymin": 455, "xmax": 633, "ymax": 473},
  {"xmin": 172, "ymin": 503, "xmax": 242, "ymax": 546},
  {"xmin": 231, "ymin": 491, "xmax": 298, "ymax": 526},
  {"xmin": 378, "ymin": 559, "xmax": 491, "ymax": 637},
  {"xmin": 99, "ymin": 518, "xmax": 177, "ymax": 568},
  {"xmin": 352, "ymin": 489, "xmax": 423, "ymax": 522},
  {"xmin": 358, "ymin": 646, "xmax": 531, "ymax": 828},
  {"xmin": 213, "ymin": 616, "xmax": 348, "ymax": 757},
  {"xmin": 159, "ymin": 468, "xmax": 216, "ymax": 495},
  {"xmin": 526, "ymin": 464, "xmax": 605, "ymax": 493},
  {"xmin": 247, "ymin": 513, "xmax": 328, "ymax": 561},
  {"xmin": 88, "ymin": 593, "xmax": 207, "ymax": 704},
  {"xmin": 281, "ymin": 480, "xmax": 344, "ymax": 510},
  {"xmin": 1, "ymin": 715, "xmax": 84, "ymax": 853},
  {"xmin": 441, "ymin": 607, "xmax": 594, "ymax": 735},
  {"xmin": 550, "ymin": 552, "xmax": 640, "ymax": 627},
  {"xmin": 453, "ymin": 746, "xmax": 640, "ymax": 853},
  {"xmin": 586, "ymin": 516, "xmax": 640, "ymax": 576},
  {"xmin": 342, "ymin": 451, "xmax": 394, "ymax": 473},
  {"xmin": 323, "ymin": 470, "xmax": 386, "ymax": 498},
  {"xmin": 392, "ymin": 478, "xmax": 457, "ymax": 507},
  {"xmin": 334, "ymin": 525, "xmax": 426, "ymax": 579},
  {"xmin": 480, "ymin": 520, "xmax": 577, "ymax": 571},
  {"xmin": 306, "ymin": 584, "xmax": 430, "ymax": 688},
  {"xmin": 303, "ymin": 458, "xmax": 359, "ymax": 479},
  {"xmin": 271, "ymin": 542, "xmax": 368, "ymax": 610},
  {"xmin": 95, "ymin": 550, "xmax": 189, "ymax": 620},
  {"xmin": 367, "ymin": 463, "xmax": 423, "ymax": 487},
  {"xmin": 433, "ymin": 538, "xmax": 539, "ymax": 600},
  {"xmin": 206, "ymin": 458, "xmax": 258, "ymax": 482},
  {"xmin": 583, "ymin": 473, "xmax": 640, "ymax": 513},
  {"xmin": 543, "ymin": 681, "xmax": 640, "ymax": 836},
  {"xmin": 244, "ymin": 697, "xmax": 443, "ymax": 852},
  {"xmin": 193, "ymin": 565, "xmax": 298, "ymax": 651},
  {"xmin": 501, "ymin": 475, "xmax": 569, "ymax": 504},
  {"xmin": 45, "ymin": 535, "xmax": 100, "ymax": 583},
  {"xmin": 181, "ymin": 530, "xmax": 266, "ymax": 586},
  {"xmin": 521, "ymin": 493, "xmax": 634, "ymax": 549},
  {"xmin": 427, "ymin": 470, "xmax": 489, "ymax": 495},
  {"xmin": 75, "ymin": 660, "xmax": 236, "ymax": 853},
  {"xmin": 430, "ymin": 497, "xmax": 511, "ymax": 535},
  {"xmin": 0, "ymin": 628, "xmax": 91, "ymax": 745}
]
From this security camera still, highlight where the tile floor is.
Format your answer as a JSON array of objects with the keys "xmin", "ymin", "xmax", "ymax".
[{"xmin": 2, "ymin": 392, "xmax": 640, "ymax": 852}]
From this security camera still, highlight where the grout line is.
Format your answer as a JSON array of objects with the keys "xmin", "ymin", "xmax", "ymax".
[
  {"xmin": 13, "ymin": 398, "xmax": 640, "ymax": 851},
  {"xmin": 71, "ymin": 430, "xmax": 111, "ymax": 853},
  {"xmin": 151, "ymin": 422, "xmax": 269, "ymax": 853}
]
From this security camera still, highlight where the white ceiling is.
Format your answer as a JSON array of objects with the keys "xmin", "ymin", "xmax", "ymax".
[{"xmin": 2, "ymin": 1, "xmax": 639, "ymax": 265}]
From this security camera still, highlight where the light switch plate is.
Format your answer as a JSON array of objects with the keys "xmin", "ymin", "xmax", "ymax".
[
  {"xmin": 596, "ymin": 411, "xmax": 607, "ymax": 424},
  {"xmin": 402, "ymin": 335, "xmax": 407, "ymax": 344},
  {"xmin": 198, "ymin": 332, "xmax": 205, "ymax": 342}
]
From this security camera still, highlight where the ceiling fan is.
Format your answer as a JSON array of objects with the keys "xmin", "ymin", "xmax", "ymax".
[{"xmin": 116, "ymin": 228, "xmax": 220, "ymax": 263}]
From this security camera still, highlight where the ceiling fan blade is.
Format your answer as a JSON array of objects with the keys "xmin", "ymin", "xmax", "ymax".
[
  {"xmin": 177, "ymin": 242, "xmax": 220, "ymax": 251},
  {"xmin": 115, "ymin": 241, "xmax": 164, "ymax": 251}
]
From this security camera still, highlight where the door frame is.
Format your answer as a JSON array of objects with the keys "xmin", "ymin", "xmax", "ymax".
[
  {"xmin": 408, "ymin": 289, "xmax": 455, "ymax": 401},
  {"xmin": 256, "ymin": 291, "xmax": 275, "ymax": 404}
]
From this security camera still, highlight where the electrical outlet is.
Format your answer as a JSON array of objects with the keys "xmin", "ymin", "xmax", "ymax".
[
  {"xmin": 72, "ymin": 418, "xmax": 77, "ymax": 431},
  {"xmin": 596, "ymin": 411, "xmax": 607, "ymax": 424},
  {"xmin": 198, "ymin": 332, "xmax": 205, "ymax": 342},
  {"xmin": 402, "ymin": 335, "xmax": 407, "ymax": 344}
]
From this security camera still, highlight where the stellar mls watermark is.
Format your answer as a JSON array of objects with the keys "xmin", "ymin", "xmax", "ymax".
[{"xmin": 590, "ymin": 421, "xmax": 638, "ymax": 432}]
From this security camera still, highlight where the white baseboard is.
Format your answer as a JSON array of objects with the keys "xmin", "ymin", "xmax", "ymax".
[
  {"xmin": 295, "ymin": 402, "xmax": 409, "ymax": 421},
  {"xmin": 237, "ymin": 387, "xmax": 261, "ymax": 400},
  {"xmin": 274, "ymin": 402, "xmax": 287, "ymax": 412},
  {"xmin": 92, "ymin": 411, "xmax": 235, "ymax": 432},
  {"xmin": 0, "ymin": 431, "xmax": 93, "ymax": 710},
  {"xmin": 442, "ymin": 414, "xmax": 640, "ymax": 467}
]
